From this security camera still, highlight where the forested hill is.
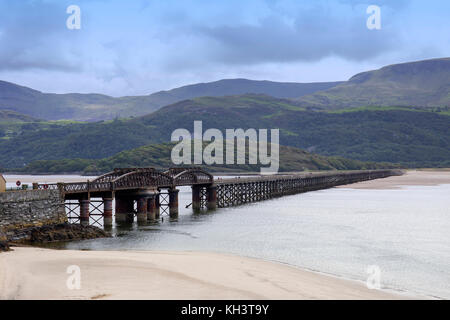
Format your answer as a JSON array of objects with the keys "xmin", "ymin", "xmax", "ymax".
[
  {"xmin": 17, "ymin": 142, "xmax": 397, "ymax": 175},
  {"xmin": 0, "ymin": 94, "xmax": 449, "ymax": 170}
]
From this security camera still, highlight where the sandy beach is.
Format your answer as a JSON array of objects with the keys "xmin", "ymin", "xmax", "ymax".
[
  {"xmin": 338, "ymin": 170, "xmax": 450, "ymax": 190},
  {"xmin": 0, "ymin": 247, "xmax": 409, "ymax": 300}
]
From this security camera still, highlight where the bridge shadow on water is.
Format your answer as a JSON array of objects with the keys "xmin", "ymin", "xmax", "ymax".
[{"xmin": 109, "ymin": 206, "xmax": 218, "ymax": 237}]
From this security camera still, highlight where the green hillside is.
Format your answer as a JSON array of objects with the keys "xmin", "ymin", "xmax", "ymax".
[
  {"xmin": 0, "ymin": 110, "xmax": 40, "ymax": 122},
  {"xmin": 17, "ymin": 142, "xmax": 396, "ymax": 174},
  {"xmin": 297, "ymin": 58, "xmax": 450, "ymax": 109},
  {"xmin": 0, "ymin": 94, "xmax": 448, "ymax": 170}
]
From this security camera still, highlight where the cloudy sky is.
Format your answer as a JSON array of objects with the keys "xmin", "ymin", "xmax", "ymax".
[{"xmin": 0, "ymin": 0, "xmax": 448, "ymax": 96}]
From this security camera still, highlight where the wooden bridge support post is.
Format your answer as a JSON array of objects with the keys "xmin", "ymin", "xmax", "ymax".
[
  {"xmin": 168, "ymin": 188, "xmax": 179, "ymax": 218},
  {"xmin": 147, "ymin": 196, "xmax": 156, "ymax": 220},
  {"xmin": 115, "ymin": 197, "xmax": 134, "ymax": 223},
  {"xmin": 192, "ymin": 185, "xmax": 201, "ymax": 211},
  {"xmin": 137, "ymin": 197, "xmax": 148, "ymax": 223},
  {"xmin": 79, "ymin": 199, "xmax": 90, "ymax": 226},
  {"xmin": 103, "ymin": 198, "xmax": 113, "ymax": 227},
  {"xmin": 155, "ymin": 193, "xmax": 160, "ymax": 219},
  {"xmin": 207, "ymin": 185, "xmax": 217, "ymax": 210}
]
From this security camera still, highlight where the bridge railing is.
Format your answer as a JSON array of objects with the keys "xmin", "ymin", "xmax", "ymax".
[
  {"xmin": 62, "ymin": 182, "xmax": 90, "ymax": 193},
  {"xmin": 214, "ymin": 170, "xmax": 399, "ymax": 185},
  {"xmin": 37, "ymin": 184, "xmax": 59, "ymax": 190},
  {"xmin": 48, "ymin": 167, "xmax": 215, "ymax": 195}
]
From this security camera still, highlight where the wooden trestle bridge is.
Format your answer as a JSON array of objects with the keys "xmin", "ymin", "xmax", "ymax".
[{"xmin": 39, "ymin": 168, "xmax": 401, "ymax": 227}]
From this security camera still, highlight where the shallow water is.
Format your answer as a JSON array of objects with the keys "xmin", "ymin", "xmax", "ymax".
[{"xmin": 4, "ymin": 175, "xmax": 450, "ymax": 298}]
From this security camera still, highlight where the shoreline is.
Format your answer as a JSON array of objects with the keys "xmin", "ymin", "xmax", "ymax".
[
  {"xmin": 337, "ymin": 170, "xmax": 450, "ymax": 190},
  {"xmin": 0, "ymin": 246, "xmax": 418, "ymax": 300},
  {"xmin": 1, "ymin": 170, "xmax": 447, "ymax": 300}
]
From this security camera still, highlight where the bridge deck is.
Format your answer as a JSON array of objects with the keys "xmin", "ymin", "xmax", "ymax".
[
  {"xmin": 213, "ymin": 170, "xmax": 386, "ymax": 185},
  {"xmin": 39, "ymin": 169, "xmax": 401, "ymax": 197}
]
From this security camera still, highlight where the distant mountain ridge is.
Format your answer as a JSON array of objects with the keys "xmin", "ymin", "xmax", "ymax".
[
  {"xmin": 0, "ymin": 79, "xmax": 341, "ymax": 121},
  {"xmin": 1, "ymin": 57, "xmax": 448, "ymax": 121},
  {"xmin": 296, "ymin": 58, "xmax": 450, "ymax": 109},
  {"xmin": 150, "ymin": 78, "xmax": 341, "ymax": 100}
]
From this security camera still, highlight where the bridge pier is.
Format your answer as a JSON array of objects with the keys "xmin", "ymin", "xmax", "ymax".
[
  {"xmin": 155, "ymin": 193, "xmax": 160, "ymax": 219},
  {"xmin": 207, "ymin": 185, "xmax": 217, "ymax": 210},
  {"xmin": 168, "ymin": 188, "xmax": 179, "ymax": 218},
  {"xmin": 136, "ymin": 197, "xmax": 148, "ymax": 223},
  {"xmin": 192, "ymin": 185, "xmax": 202, "ymax": 211},
  {"xmin": 115, "ymin": 197, "xmax": 134, "ymax": 223},
  {"xmin": 103, "ymin": 197, "xmax": 113, "ymax": 227},
  {"xmin": 79, "ymin": 199, "xmax": 90, "ymax": 226},
  {"xmin": 147, "ymin": 196, "xmax": 156, "ymax": 220}
]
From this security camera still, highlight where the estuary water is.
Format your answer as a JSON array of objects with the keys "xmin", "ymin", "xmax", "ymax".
[{"xmin": 4, "ymin": 174, "xmax": 450, "ymax": 299}]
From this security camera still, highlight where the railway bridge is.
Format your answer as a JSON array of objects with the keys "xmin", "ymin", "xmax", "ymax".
[{"xmin": 38, "ymin": 168, "xmax": 401, "ymax": 227}]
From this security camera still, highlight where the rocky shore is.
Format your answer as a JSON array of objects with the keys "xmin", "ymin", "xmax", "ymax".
[
  {"xmin": 0, "ymin": 240, "xmax": 9, "ymax": 251},
  {"xmin": 0, "ymin": 223, "xmax": 109, "ymax": 251},
  {"xmin": 0, "ymin": 230, "xmax": 9, "ymax": 251}
]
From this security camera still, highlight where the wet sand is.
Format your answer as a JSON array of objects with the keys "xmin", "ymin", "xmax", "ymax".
[
  {"xmin": 0, "ymin": 247, "xmax": 409, "ymax": 300},
  {"xmin": 338, "ymin": 170, "xmax": 450, "ymax": 190}
]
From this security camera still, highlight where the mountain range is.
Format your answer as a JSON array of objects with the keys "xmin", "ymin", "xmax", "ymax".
[
  {"xmin": 0, "ymin": 57, "xmax": 449, "ymax": 121},
  {"xmin": 296, "ymin": 58, "xmax": 450, "ymax": 109},
  {"xmin": 0, "ymin": 79, "xmax": 340, "ymax": 121},
  {"xmin": 0, "ymin": 57, "xmax": 449, "ymax": 172}
]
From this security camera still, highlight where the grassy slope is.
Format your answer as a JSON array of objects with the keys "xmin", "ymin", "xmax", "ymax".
[
  {"xmin": 297, "ymin": 58, "xmax": 450, "ymax": 109},
  {"xmin": 0, "ymin": 110, "xmax": 41, "ymax": 122}
]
